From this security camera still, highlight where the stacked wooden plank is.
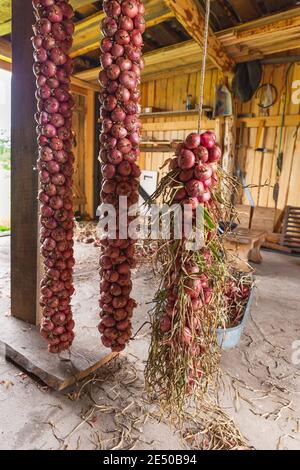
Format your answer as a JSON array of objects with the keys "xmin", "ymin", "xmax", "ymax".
[{"xmin": 281, "ymin": 206, "xmax": 300, "ymax": 253}]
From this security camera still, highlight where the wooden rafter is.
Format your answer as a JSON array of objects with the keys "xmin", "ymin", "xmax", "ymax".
[
  {"xmin": 217, "ymin": 6, "xmax": 300, "ymax": 61},
  {"xmin": 0, "ymin": 37, "xmax": 11, "ymax": 62},
  {"xmin": 0, "ymin": 0, "xmax": 97, "ymax": 37},
  {"xmin": 0, "ymin": 0, "xmax": 11, "ymax": 36},
  {"xmin": 217, "ymin": 6, "xmax": 300, "ymax": 44},
  {"xmin": 71, "ymin": 5, "xmax": 173, "ymax": 58},
  {"xmin": 71, "ymin": 0, "xmax": 96, "ymax": 8},
  {"xmin": 163, "ymin": 0, "xmax": 235, "ymax": 73},
  {"xmin": 74, "ymin": 40, "xmax": 203, "ymax": 82}
]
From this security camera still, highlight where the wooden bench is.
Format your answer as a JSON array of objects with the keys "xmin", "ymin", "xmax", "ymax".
[{"xmin": 224, "ymin": 228, "xmax": 267, "ymax": 271}]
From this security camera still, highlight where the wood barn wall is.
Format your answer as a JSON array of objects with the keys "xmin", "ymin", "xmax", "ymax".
[
  {"xmin": 236, "ymin": 63, "xmax": 300, "ymax": 216},
  {"xmin": 70, "ymin": 63, "xmax": 300, "ymax": 226},
  {"xmin": 138, "ymin": 63, "xmax": 300, "ymax": 228},
  {"xmin": 139, "ymin": 69, "xmax": 222, "ymax": 177}
]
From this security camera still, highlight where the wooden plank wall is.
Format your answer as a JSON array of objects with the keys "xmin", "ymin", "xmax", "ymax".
[
  {"xmin": 72, "ymin": 88, "xmax": 95, "ymax": 218},
  {"xmin": 236, "ymin": 63, "xmax": 300, "ymax": 214},
  {"xmin": 139, "ymin": 116, "xmax": 217, "ymax": 177},
  {"xmin": 73, "ymin": 93, "xmax": 87, "ymax": 211},
  {"xmin": 139, "ymin": 64, "xmax": 300, "ymax": 226},
  {"xmin": 139, "ymin": 69, "xmax": 222, "ymax": 176},
  {"xmin": 141, "ymin": 68, "xmax": 221, "ymax": 111}
]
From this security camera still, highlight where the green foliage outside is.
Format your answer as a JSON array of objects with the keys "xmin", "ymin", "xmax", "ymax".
[{"xmin": 0, "ymin": 130, "xmax": 11, "ymax": 171}]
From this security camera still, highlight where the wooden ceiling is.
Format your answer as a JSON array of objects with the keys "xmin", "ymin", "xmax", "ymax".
[{"xmin": 1, "ymin": 0, "xmax": 300, "ymax": 82}]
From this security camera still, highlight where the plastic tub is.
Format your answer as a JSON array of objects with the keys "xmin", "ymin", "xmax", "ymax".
[{"xmin": 217, "ymin": 289, "xmax": 254, "ymax": 350}]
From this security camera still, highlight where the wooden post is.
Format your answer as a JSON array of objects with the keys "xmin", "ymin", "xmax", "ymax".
[
  {"xmin": 93, "ymin": 92, "xmax": 101, "ymax": 218},
  {"xmin": 11, "ymin": 0, "xmax": 39, "ymax": 325},
  {"xmin": 85, "ymin": 89, "xmax": 95, "ymax": 218}
]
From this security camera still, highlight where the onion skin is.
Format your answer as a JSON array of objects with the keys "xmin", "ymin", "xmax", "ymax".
[
  {"xmin": 98, "ymin": 0, "xmax": 143, "ymax": 352},
  {"xmin": 33, "ymin": 0, "xmax": 75, "ymax": 353}
]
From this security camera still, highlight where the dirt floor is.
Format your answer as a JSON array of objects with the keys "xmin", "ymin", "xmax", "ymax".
[{"xmin": 0, "ymin": 236, "xmax": 300, "ymax": 450}]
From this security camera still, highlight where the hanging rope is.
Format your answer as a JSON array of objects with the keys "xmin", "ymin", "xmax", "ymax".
[{"xmin": 198, "ymin": 0, "xmax": 211, "ymax": 133}]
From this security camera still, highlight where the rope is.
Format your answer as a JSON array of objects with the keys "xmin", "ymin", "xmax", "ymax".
[{"xmin": 198, "ymin": 0, "xmax": 211, "ymax": 133}]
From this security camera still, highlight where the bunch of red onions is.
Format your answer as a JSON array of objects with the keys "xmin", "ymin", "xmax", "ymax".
[
  {"xmin": 224, "ymin": 276, "xmax": 252, "ymax": 328},
  {"xmin": 146, "ymin": 130, "xmax": 223, "ymax": 398},
  {"xmin": 32, "ymin": 0, "xmax": 76, "ymax": 353},
  {"xmin": 98, "ymin": 0, "xmax": 144, "ymax": 352},
  {"xmin": 167, "ymin": 133, "xmax": 220, "ymax": 337},
  {"xmin": 171, "ymin": 131, "xmax": 220, "ymax": 208}
]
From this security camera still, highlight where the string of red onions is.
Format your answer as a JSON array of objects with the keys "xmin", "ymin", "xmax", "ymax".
[
  {"xmin": 145, "ymin": 130, "xmax": 225, "ymax": 407},
  {"xmin": 32, "ymin": 0, "xmax": 76, "ymax": 353},
  {"xmin": 98, "ymin": 0, "xmax": 144, "ymax": 353}
]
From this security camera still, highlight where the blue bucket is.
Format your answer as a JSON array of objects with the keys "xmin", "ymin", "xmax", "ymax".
[{"xmin": 217, "ymin": 289, "xmax": 254, "ymax": 350}]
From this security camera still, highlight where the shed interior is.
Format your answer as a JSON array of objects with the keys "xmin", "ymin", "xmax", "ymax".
[{"xmin": 0, "ymin": 0, "xmax": 300, "ymax": 452}]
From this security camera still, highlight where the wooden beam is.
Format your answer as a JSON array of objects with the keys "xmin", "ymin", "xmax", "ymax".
[
  {"xmin": 218, "ymin": 14, "xmax": 300, "ymax": 46},
  {"xmin": 141, "ymin": 61, "xmax": 213, "ymax": 82},
  {"xmin": 217, "ymin": 6, "xmax": 300, "ymax": 60},
  {"xmin": 163, "ymin": 0, "xmax": 235, "ymax": 72},
  {"xmin": 0, "ymin": 58, "xmax": 11, "ymax": 71},
  {"xmin": 11, "ymin": 0, "xmax": 39, "ymax": 325},
  {"xmin": 71, "ymin": 75, "xmax": 99, "ymax": 93},
  {"xmin": 0, "ymin": 0, "xmax": 11, "ymax": 36},
  {"xmin": 0, "ymin": 38, "xmax": 12, "ymax": 62},
  {"xmin": 218, "ymin": 5, "xmax": 300, "ymax": 38},
  {"xmin": 71, "ymin": 11, "xmax": 104, "ymax": 58},
  {"xmin": 0, "ymin": 315, "xmax": 117, "ymax": 391},
  {"xmin": 237, "ymin": 115, "xmax": 300, "ymax": 128},
  {"xmin": 74, "ymin": 40, "xmax": 203, "ymax": 82},
  {"xmin": 0, "ymin": 1, "xmax": 97, "ymax": 36},
  {"xmin": 141, "ymin": 117, "xmax": 215, "ymax": 132},
  {"xmin": 71, "ymin": 6, "xmax": 173, "ymax": 58},
  {"xmin": 71, "ymin": 0, "xmax": 96, "ymax": 9}
]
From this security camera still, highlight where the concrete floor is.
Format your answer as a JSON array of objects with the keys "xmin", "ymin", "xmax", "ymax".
[{"xmin": 0, "ymin": 236, "xmax": 300, "ymax": 450}]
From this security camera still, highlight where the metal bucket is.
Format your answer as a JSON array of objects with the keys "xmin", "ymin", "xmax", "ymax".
[{"xmin": 217, "ymin": 289, "xmax": 254, "ymax": 350}]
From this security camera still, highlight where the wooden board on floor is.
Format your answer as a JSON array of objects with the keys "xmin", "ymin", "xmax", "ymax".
[{"xmin": 0, "ymin": 317, "xmax": 117, "ymax": 391}]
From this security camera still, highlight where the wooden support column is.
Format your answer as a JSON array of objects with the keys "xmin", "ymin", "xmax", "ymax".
[
  {"xmin": 11, "ymin": 0, "xmax": 39, "ymax": 325},
  {"xmin": 93, "ymin": 92, "xmax": 101, "ymax": 218},
  {"xmin": 85, "ymin": 89, "xmax": 95, "ymax": 218}
]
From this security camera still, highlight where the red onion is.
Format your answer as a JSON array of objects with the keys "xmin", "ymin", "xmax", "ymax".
[
  {"xmin": 119, "ymin": 71, "xmax": 137, "ymax": 90},
  {"xmin": 134, "ymin": 15, "xmax": 146, "ymax": 32},
  {"xmin": 101, "ymin": 37, "xmax": 113, "ymax": 53},
  {"xmin": 102, "ymin": 17, "xmax": 118, "ymax": 37},
  {"xmin": 111, "ymin": 43, "xmax": 125, "ymax": 58},
  {"xmin": 115, "ymin": 30, "xmax": 131, "ymax": 45},
  {"xmin": 122, "ymin": 1, "xmax": 139, "ymax": 18},
  {"xmin": 111, "ymin": 106, "xmax": 126, "ymax": 122},
  {"xmin": 98, "ymin": 0, "xmax": 144, "ymax": 352},
  {"xmin": 200, "ymin": 131, "xmax": 215, "ymax": 149},
  {"xmin": 131, "ymin": 30, "xmax": 143, "ymax": 47},
  {"xmin": 116, "ymin": 56, "xmax": 132, "ymax": 71},
  {"xmin": 194, "ymin": 163, "xmax": 213, "ymax": 181},
  {"xmin": 185, "ymin": 132, "xmax": 201, "ymax": 150},
  {"xmin": 178, "ymin": 149, "xmax": 195, "ymax": 170},
  {"xmin": 33, "ymin": 0, "xmax": 75, "ymax": 353},
  {"xmin": 119, "ymin": 15, "xmax": 134, "ymax": 31},
  {"xmin": 209, "ymin": 144, "xmax": 222, "ymax": 163}
]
